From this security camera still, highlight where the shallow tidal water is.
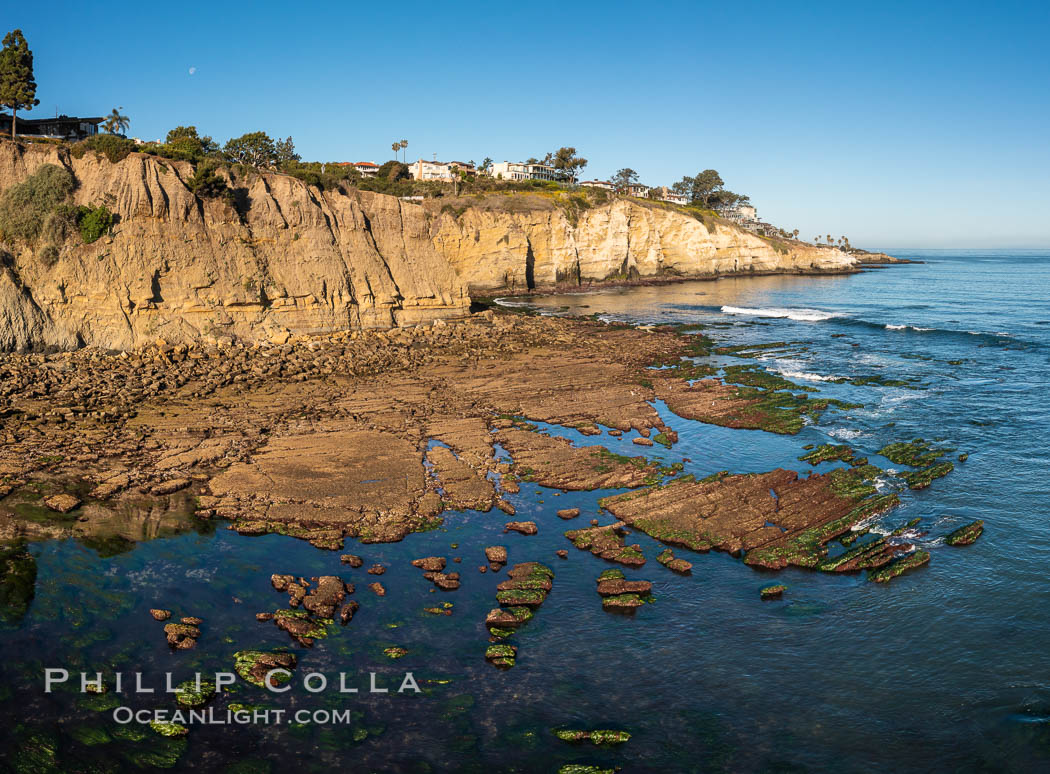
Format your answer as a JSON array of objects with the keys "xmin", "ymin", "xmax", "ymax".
[{"xmin": 2, "ymin": 250, "xmax": 1049, "ymax": 772}]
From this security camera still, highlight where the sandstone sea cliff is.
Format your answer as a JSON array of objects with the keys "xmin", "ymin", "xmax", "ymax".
[
  {"xmin": 0, "ymin": 141, "xmax": 858, "ymax": 350},
  {"xmin": 427, "ymin": 195, "xmax": 856, "ymax": 294}
]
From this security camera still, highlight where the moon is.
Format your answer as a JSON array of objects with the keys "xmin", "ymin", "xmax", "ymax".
[{"xmin": 188, "ymin": 66, "xmax": 197, "ymax": 75}]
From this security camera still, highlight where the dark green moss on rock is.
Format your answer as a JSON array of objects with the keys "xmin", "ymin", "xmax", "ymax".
[{"xmin": 945, "ymin": 520, "xmax": 983, "ymax": 546}]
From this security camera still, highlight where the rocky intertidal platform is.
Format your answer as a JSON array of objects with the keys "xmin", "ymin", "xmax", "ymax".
[
  {"xmin": 600, "ymin": 466, "xmax": 902, "ymax": 572},
  {"xmin": 0, "ymin": 308, "xmax": 972, "ymax": 633}
]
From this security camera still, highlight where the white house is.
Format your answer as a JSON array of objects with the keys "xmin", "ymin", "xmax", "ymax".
[
  {"xmin": 353, "ymin": 161, "xmax": 379, "ymax": 178},
  {"xmin": 579, "ymin": 180, "xmax": 614, "ymax": 191},
  {"xmin": 626, "ymin": 183, "xmax": 650, "ymax": 198},
  {"xmin": 489, "ymin": 161, "xmax": 558, "ymax": 182},
  {"xmin": 720, "ymin": 203, "xmax": 758, "ymax": 222},
  {"xmin": 408, "ymin": 159, "xmax": 455, "ymax": 181}
]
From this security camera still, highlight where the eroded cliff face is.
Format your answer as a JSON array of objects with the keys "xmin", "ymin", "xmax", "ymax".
[
  {"xmin": 0, "ymin": 141, "xmax": 859, "ymax": 352},
  {"xmin": 0, "ymin": 143, "xmax": 469, "ymax": 350},
  {"xmin": 428, "ymin": 196, "xmax": 858, "ymax": 294}
]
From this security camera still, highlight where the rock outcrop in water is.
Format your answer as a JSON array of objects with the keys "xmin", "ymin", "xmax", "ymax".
[{"xmin": 0, "ymin": 141, "xmax": 859, "ymax": 350}]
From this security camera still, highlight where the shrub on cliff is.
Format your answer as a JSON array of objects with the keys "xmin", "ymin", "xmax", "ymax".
[
  {"xmin": 375, "ymin": 160, "xmax": 410, "ymax": 181},
  {"xmin": 76, "ymin": 205, "xmax": 112, "ymax": 243},
  {"xmin": 70, "ymin": 133, "xmax": 136, "ymax": 164},
  {"xmin": 185, "ymin": 160, "xmax": 229, "ymax": 199},
  {"xmin": 0, "ymin": 163, "xmax": 75, "ymax": 242},
  {"xmin": 281, "ymin": 160, "xmax": 357, "ymax": 191}
]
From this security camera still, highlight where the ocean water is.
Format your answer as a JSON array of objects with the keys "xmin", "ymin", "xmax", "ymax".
[{"xmin": 2, "ymin": 250, "xmax": 1049, "ymax": 772}]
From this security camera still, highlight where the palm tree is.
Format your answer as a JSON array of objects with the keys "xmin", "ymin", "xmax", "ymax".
[
  {"xmin": 102, "ymin": 107, "xmax": 129, "ymax": 136},
  {"xmin": 391, "ymin": 141, "xmax": 400, "ymax": 160},
  {"xmin": 399, "ymin": 139, "xmax": 408, "ymax": 163}
]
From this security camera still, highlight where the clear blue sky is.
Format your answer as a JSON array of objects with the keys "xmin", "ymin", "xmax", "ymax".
[{"xmin": 10, "ymin": 0, "xmax": 1049, "ymax": 248}]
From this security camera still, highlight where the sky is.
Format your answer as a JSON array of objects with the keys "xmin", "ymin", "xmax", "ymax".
[{"xmin": 7, "ymin": 0, "xmax": 1049, "ymax": 248}]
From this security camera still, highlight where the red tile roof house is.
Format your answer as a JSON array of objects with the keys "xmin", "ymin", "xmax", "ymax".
[{"xmin": 335, "ymin": 161, "xmax": 380, "ymax": 177}]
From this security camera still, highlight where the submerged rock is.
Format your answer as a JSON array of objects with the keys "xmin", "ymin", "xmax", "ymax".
[
  {"xmin": 0, "ymin": 541, "xmax": 36, "ymax": 625},
  {"xmin": 340, "ymin": 554, "xmax": 364, "ymax": 567},
  {"xmin": 233, "ymin": 650, "xmax": 297, "ymax": 688},
  {"xmin": 483, "ymin": 563, "xmax": 555, "ymax": 663},
  {"xmin": 483, "ymin": 546, "xmax": 507, "ymax": 565},
  {"xmin": 175, "ymin": 679, "xmax": 216, "ymax": 707},
  {"xmin": 150, "ymin": 721, "xmax": 188, "ymax": 738},
  {"xmin": 760, "ymin": 585, "xmax": 787, "ymax": 599},
  {"xmin": 945, "ymin": 520, "xmax": 984, "ymax": 546},
  {"xmin": 43, "ymin": 493, "xmax": 81, "ymax": 513},
  {"xmin": 868, "ymin": 550, "xmax": 931, "ymax": 583},
  {"xmin": 553, "ymin": 728, "xmax": 631, "ymax": 745},
  {"xmin": 411, "ymin": 556, "xmax": 446, "ymax": 572},
  {"xmin": 163, "ymin": 622, "xmax": 201, "ymax": 650},
  {"xmin": 656, "ymin": 547, "xmax": 692, "ymax": 573},
  {"xmin": 485, "ymin": 643, "xmax": 516, "ymax": 668},
  {"xmin": 340, "ymin": 600, "xmax": 360, "ymax": 624},
  {"xmin": 564, "ymin": 522, "xmax": 645, "ymax": 566}
]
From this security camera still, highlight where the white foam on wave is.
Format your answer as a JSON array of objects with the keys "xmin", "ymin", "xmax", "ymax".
[
  {"xmin": 720, "ymin": 305, "xmax": 842, "ymax": 322},
  {"xmin": 776, "ymin": 368, "xmax": 839, "ymax": 383},
  {"xmin": 829, "ymin": 428, "xmax": 865, "ymax": 441},
  {"xmin": 493, "ymin": 297, "xmax": 533, "ymax": 308},
  {"xmin": 885, "ymin": 323, "xmax": 934, "ymax": 331}
]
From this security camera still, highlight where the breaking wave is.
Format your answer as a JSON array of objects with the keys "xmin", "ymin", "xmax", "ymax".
[
  {"xmin": 721, "ymin": 306, "xmax": 842, "ymax": 322},
  {"xmin": 776, "ymin": 368, "xmax": 839, "ymax": 383},
  {"xmin": 886, "ymin": 323, "xmax": 934, "ymax": 331}
]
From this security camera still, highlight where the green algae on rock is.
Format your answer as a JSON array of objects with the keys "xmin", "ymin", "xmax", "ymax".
[
  {"xmin": 483, "ymin": 563, "xmax": 554, "ymax": 667},
  {"xmin": 760, "ymin": 585, "xmax": 787, "ymax": 599},
  {"xmin": 723, "ymin": 364, "xmax": 817, "ymax": 393},
  {"xmin": 557, "ymin": 766, "xmax": 616, "ymax": 774},
  {"xmin": 553, "ymin": 728, "xmax": 632, "ymax": 745},
  {"xmin": 799, "ymin": 444, "xmax": 854, "ymax": 465},
  {"xmin": 271, "ymin": 609, "xmax": 331, "ymax": 647},
  {"xmin": 903, "ymin": 461, "xmax": 954, "ymax": 490},
  {"xmin": 0, "ymin": 539, "xmax": 36, "ymax": 625},
  {"xmin": 233, "ymin": 650, "xmax": 297, "ymax": 689},
  {"xmin": 601, "ymin": 593, "xmax": 648, "ymax": 611},
  {"xmin": 383, "ymin": 647, "xmax": 408, "ymax": 659},
  {"xmin": 877, "ymin": 438, "xmax": 954, "ymax": 467},
  {"xmin": 485, "ymin": 643, "xmax": 517, "ymax": 668},
  {"xmin": 150, "ymin": 721, "xmax": 189, "ymax": 738},
  {"xmin": 564, "ymin": 522, "xmax": 646, "ymax": 566},
  {"xmin": 656, "ymin": 547, "xmax": 693, "ymax": 573},
  {"xmin": 600, "ymin": 465, "xmax": 899, "ymax": 572},
  {"xmin": 174, "ymin": 679, "xmax": 217, "ymax": 707},
  {"xmin": 868, "ymin": 550, "xmax": 931, "ymax": 583},
  {"xmin": 945, "ymin": 520, "xmax": 984, "ymax": 546}
]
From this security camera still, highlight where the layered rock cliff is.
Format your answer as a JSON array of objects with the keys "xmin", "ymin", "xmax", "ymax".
[
  {"xmin": 0, "ymin": 142, "xmax": 470, "ymax": 350},
  {"xmin": 0, "ymin": 141, "xmax": 859, "ymax": 351},
  {"xmin": 427, "ymin": 195, "xmax": 857, "ymax": 294}
]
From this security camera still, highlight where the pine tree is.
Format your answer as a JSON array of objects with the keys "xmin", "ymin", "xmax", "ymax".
[{"xmin": 0, "ymin": 29, "xmax": 39, "ymax": 138}]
